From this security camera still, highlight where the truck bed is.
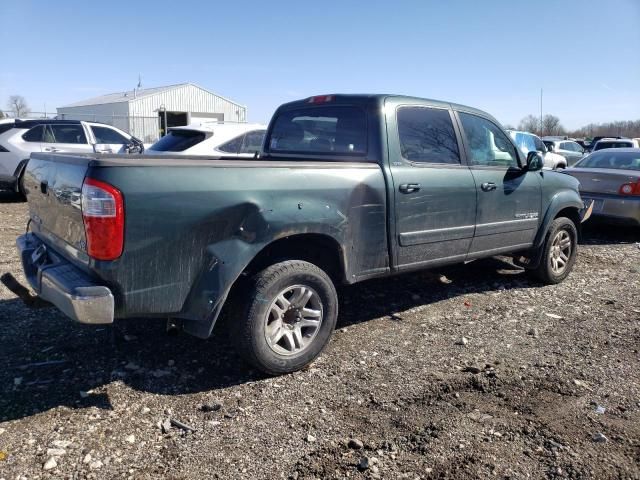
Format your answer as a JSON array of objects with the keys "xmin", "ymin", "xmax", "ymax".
[{"xmin": 22, "ymin": 152, "xmax": 389, "ymax": 336}]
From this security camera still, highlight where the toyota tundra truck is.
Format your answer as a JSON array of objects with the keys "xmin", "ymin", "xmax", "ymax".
[{"xmin": 7, "ymin": 94, "xmax": 588, "ymax": 374}]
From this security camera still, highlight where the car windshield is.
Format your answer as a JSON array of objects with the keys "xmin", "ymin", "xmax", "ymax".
[
  {"xmin": 267, "ymin": 105, "xmax": 367, "ymax": 156},
  {"xmin": 575, "ymin": 151, "xmax": 640, "ymax": 170},
  {"xmin": 150, "ymin": 130, "xmax": 207, "ymax": 152}
]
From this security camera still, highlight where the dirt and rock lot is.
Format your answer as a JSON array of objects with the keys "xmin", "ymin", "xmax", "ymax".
[{"xmin": 0, "ymin": 194, "xmax": 639, "ymax": 479}]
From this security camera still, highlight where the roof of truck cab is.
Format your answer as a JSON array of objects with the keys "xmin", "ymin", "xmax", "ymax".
[{"xmin": 278, "ymin": 94, "xmax": 495, "ymax": 118}]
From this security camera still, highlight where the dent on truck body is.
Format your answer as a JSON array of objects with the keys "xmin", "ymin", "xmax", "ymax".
[{"xmin": 86, "ymin": 162, "xmax": 388, "ymax": 337}]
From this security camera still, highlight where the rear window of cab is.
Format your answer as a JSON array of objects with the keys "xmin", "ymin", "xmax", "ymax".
[{"xmin": 267, "ymin": 106, "xmax": 367, "ymax": 155}]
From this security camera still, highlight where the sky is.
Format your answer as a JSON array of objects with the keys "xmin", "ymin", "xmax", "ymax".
[{"xmin": 1, "ymin": 0, "xmax": 639, "ymax": 130}]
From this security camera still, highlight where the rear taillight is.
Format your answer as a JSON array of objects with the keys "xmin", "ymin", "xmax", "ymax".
[
  {"xmin": 81, "ymin": 178, "xmax": 124, "ymax": 260},
  {"xmin": 618, "ymin": 180, "xmax": 640, "ymax": 196},
  {"xmin": 307, "ymin": 95, "xmax": 334, "ymax": 103}
]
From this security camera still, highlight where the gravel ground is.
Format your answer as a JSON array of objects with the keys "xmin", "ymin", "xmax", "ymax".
[{"xmin": 0, "ymin": 193, "xmax": 639, "ymax": 480}]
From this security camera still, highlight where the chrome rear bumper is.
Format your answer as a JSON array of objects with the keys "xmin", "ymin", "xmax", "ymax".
[{"xmin": 16, "ymin": 233, "xmax": 114, "ymax": 324}]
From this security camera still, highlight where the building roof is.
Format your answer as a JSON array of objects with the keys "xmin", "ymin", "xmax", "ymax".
[{"xmin": 60, "ymin": 83, "xmax": 245, "ymax": 108}]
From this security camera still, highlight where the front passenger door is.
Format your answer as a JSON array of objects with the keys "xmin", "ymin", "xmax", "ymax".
[
  {"xmin": 90, "ymin": 125, "xmax": 132, "ymax": 153},
  {"xmin": 456, "ymin": 112, "xmax": 542, "ymax": 258}
]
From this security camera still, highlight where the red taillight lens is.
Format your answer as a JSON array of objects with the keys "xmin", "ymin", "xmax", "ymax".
[
  {"xmin": 81, "ymin": 178, "xmax": 124, "ymax": 260},
  {"xmin": 307, "ymin": 95, "xmax": 334, "ymax": 104},
  {"xmin": 618, "ymin": 180, "xmax": 640, "ymax": 196}
]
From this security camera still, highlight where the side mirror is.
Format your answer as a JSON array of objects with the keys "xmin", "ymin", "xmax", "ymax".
[
  {"xmin": 93, "ymin": 143, "xmax": 113, "ymax": 154},
  {"xmin": 526, "ymin": 151, "xmax": 544, "ymax": 171}
]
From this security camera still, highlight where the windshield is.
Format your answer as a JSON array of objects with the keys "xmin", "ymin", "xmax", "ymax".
[
  {"xmin": 150, "ymin": 130, "xmax": 207, "ymax": 152},
  {"xmin": 575, "ymin": 151, "xmax": 640, "ymax": 170},
  {"xmin": 267, "ymin": 105, "xmax": 367, "ymax": 155}
]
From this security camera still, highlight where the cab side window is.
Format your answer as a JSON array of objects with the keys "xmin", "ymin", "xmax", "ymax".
[
  {"xmin": 459, "ymin": 113, "xmax": 518, "ymax": 168},
  {"xmin": 397, "ymin": 107, "xmax": 460, "ymax": 164}
]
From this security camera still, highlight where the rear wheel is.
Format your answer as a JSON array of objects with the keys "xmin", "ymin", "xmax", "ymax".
[
  {"xmin": 529, "ymin": 217, "xmax": 577, "ymax": 284},
  {"xmin": 16, "ymin": 173, "xmax": 26, "ymax": 200},
  {"xmin": 237, "ymin": 260, "xmax": 338, "ymax": 375}
]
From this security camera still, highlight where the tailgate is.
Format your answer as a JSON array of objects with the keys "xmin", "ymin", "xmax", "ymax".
[{"xmin": 23, "ymin": 153, "xmax": 90, "ymax": 256}]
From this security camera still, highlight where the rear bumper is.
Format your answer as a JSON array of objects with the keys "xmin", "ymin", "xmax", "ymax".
[
  {"xmin": 17, "ymin": 233, "xmax": 114, "ymax": 324},
  {"xmin": 580, "ymin": 193, "xmax": 640, "ymax": 226}
]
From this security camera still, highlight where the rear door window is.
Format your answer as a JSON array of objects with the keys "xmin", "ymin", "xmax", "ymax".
[
  {"xmin": 268, "ymin": 106, "xmax": 367, "ymax": 155},
  {"xmin": 151, "ymin": 130, "xmax": 206, "ymax": 152},
  {"xmin": 49, "ymin": 124, "xmax": 87, "ymax": 144},
  {"xmin": 396, "ymin": 107, "xmax": 460, "ymax": 164}
]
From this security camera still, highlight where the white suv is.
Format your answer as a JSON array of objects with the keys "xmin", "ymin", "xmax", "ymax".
[
  {"xmin": 507, "ymin": 130, "xmax": 567, "ymax": 170},
  {"xmin": 145, "ymin": 123, "xmax": 266, "ymax": 157},
  {"xmin": 0, "ymin": 119, "xmax": 143, "ymax": 195}
]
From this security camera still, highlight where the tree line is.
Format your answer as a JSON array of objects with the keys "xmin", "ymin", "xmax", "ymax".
[{"xmin": 512, "ymin": 114, "xmax": 640, "ymax": 139}]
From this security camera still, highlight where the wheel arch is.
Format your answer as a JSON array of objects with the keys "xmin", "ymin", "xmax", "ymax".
[{"xmin": 181, "ymin": 232, "xmax": 347, "ymax": 339}]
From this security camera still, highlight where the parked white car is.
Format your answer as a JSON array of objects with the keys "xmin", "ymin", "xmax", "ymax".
[
  {"xmin": 507, "ymin": 130, "xmax": 567, "ymax": 169},
  {"xmin": 591, "ymin": 138, "xmax": 640, "ymax": 151},
  {"xmin": 0, "ymin": 119, "xmax": 143, "ymax": 195},
  {"xmin": 145, "ymin": 123, "xmax": 267, "ymax": 157}
]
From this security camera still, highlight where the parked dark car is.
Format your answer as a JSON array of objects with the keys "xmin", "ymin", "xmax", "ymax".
[{"xmin": 8, "ymin": 94, "xmax": 588, "ymax": 374}]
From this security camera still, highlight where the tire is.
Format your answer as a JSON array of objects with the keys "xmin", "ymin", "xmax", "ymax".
[
  {"xmin": 237, "ymin": 260, "xmax": 338, "ymax": 375},
  {"xmin": 16, "ymin": 173, "xmax": 26, "ymax": 200},
  {"xmin": 529, "ymin": 217, "xmax": 578, "ymax": 285}
]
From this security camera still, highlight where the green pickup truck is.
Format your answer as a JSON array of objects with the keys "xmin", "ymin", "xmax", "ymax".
[{"xmin": 10, "ymin": 94, "xmax": 587, "ymax": 374}]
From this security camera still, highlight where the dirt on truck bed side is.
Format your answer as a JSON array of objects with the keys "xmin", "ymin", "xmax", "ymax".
[{"xmin": 0, "ymin": 193, "xmax": 639, "ymax": 480}]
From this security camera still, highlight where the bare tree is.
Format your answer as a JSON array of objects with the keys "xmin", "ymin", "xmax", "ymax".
[
  {"xmin": 518, "ymin": 115, "xmax": 541, "ymax": 136},
  {"xmin": 567, "ymin": 119, "xmax": 640, "ymax": 139},
  {"xmin": 0, "ymin": 110, "xmax": 4, "ymax": 119},
  {"xmin": 7, "ymin": 95, "xmax": 30, "ymax": 117},
  {"xmin": 541, "ymin": 114, "xmax": 564, "ymax": 136}
]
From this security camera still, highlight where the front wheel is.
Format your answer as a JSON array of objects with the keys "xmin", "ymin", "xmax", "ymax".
[
  {"xmin": 237, "ymin": 260, "xmax": 338, "ymax": 375},
  {"xmin": 529, "ymin": 217, "xmax": 578, "ymax": 284}
]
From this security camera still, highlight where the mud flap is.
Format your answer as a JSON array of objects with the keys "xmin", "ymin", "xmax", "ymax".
[{"xmin": 580, "ymin": 200, "xmax": 594, "ymax": 223}]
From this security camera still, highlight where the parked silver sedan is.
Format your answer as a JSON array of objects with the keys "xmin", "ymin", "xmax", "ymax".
[{"xmin": 564, "ymin": 148, "xmax": 640, "ymax": 226}]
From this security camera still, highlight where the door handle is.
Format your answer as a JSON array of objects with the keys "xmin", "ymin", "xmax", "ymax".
[
  {"xmin": 43, "ymin": 147, "xmax": 59, "ymax": 152},
  {"xmin": 481, "ymin": 182, "xmax": 497, "ymax": 192},
  {"xmin": 399, "ymin": 183, "xmax": 421, "ymax": 193}
]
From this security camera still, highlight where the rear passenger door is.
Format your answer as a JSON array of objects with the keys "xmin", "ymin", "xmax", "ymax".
[
  {"xmin": 45, "ymin": 124, "xmax": 92, "ymax": 154},
  {"xmin": 455, "ymin": 111, "xmax": 542, "ymax": 257},
  {"xmin": 386, "ymin": 100, "xmax": 477, "ymax": 270}
]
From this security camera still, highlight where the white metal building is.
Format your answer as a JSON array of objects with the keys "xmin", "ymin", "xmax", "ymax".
[{"xmin": 56, "ymin": 83, "xmax": 247, "ymax": 142}]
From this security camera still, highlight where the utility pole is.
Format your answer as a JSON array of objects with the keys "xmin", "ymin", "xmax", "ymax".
[{"xmin": 540, "ymin": 88, "xmax": 543, "ymax": 136}]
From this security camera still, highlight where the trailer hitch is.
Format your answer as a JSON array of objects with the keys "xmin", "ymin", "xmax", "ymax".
[{"xmin": 0, "ymin": 272, "xmax": 51, "ymax": 308}]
